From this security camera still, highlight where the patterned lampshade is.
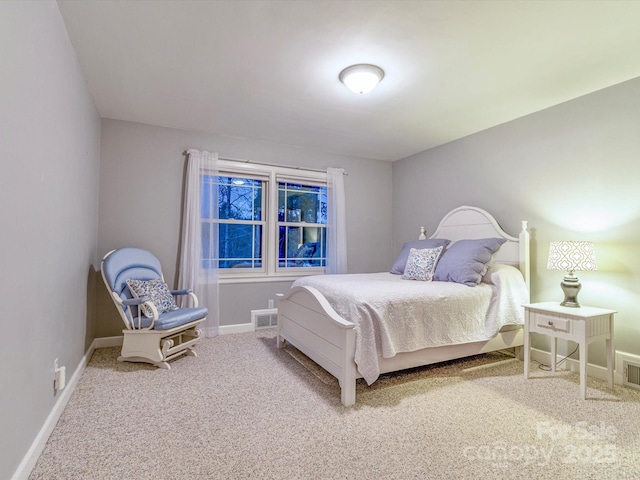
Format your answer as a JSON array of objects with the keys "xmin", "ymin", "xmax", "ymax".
[{"xmin": 547, "ymin": 241, "xmax": 597, "ymax": 273}]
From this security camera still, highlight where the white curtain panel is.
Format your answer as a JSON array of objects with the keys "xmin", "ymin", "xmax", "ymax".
[
  {"xmin": 326, "ymin": 167, "xmax": 348, "ymax": 274},
  {"xmin": 178, "ymin": 149, "xmax": 219, "ymax": 337}
]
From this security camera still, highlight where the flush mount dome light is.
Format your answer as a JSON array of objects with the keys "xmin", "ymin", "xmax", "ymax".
[{"xmin": 339, "ymin": 64, "xmax": 384, "ymax": 95}]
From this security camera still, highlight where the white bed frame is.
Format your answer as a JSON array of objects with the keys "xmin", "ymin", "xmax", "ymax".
[{"xmin": 276, "ymin": 206, "xmax": 530, "ymax": 406}]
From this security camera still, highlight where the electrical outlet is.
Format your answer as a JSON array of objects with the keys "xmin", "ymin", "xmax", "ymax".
[
  {"xmin": 53, "ymin": 358, "xmax": 59, "ymax": 389},
  {"xmin": 53, "ymin": 358, "xmax": 66, "ymax": 390}
]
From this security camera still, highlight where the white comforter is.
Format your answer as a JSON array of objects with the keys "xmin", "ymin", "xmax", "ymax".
[{"xmin": 293, "ymin": 264, "xmax": 529, "ymax": 385}]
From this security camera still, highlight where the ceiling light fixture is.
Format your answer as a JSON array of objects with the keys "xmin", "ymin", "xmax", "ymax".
[{"xmin": 339, "ymin": 64, "xmax": 384, "ymax": 95}]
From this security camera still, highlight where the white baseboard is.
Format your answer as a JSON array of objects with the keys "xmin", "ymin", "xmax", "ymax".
[
  {"xmin": 219, "ymin": 323, "xmax": 255, "ymax": 335},
  {"xmin": 529, "ymin": 347, "xmax": 623, "ymax": 385},
  {"xmin": 92, "ymin": 335, "xmax": 123, "ymax": 348},
  {"xmin": 11, "ymin": 338, "xmax": 102, "ymax": 480}
]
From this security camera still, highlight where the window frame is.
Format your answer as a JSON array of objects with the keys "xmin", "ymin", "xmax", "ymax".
[
  {"xmin": 276, "ymin": 179, "xmax": 328, "ymax": 274},
  {"xmin": 205, "ymin": 160, "xmax": 328, "ymax": 283},
  {"xmin": 203, "ymin": 173, "xmax": 267, "ymax": 273}
]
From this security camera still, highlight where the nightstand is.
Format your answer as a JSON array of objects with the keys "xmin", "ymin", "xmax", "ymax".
[{"xmin": 523, "ymin": 302, "xmax": 616, "ymax": 400}]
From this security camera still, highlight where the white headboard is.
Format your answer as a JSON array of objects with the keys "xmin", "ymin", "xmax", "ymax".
[{"xmin": 428, "ymin": 206, "xmax": 530, "ymax": 290}]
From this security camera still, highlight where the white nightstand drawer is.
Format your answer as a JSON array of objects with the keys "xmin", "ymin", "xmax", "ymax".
[{"xmin": 534, "ymin": 313, "xmax": 571, "ymax": 333}]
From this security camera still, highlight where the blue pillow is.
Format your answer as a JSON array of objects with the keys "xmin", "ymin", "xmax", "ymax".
[
  {"xmin": 433, "ymin": 237, "xmax": 507, "ymax": 286},
  {"xmin": 390, "ymin": 238, "xmax": 451, "ymax": 274}
]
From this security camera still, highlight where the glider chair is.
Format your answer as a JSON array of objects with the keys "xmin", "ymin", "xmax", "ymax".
[{"xmin": 101, "ymin": 247, "xmax": 207, "ymax": 369}]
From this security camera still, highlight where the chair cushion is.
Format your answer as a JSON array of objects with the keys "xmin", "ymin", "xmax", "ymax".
[
  {"xmin": 135, "ymin": 307, "xmax": 208, "ymax": 330},
  {"xmin": 126, "ymin": 278, "xmax": 178, "ymax": 317},
  {"xmin": 102, "ymin": 248, "xmax": 163, "ymax": 298}
]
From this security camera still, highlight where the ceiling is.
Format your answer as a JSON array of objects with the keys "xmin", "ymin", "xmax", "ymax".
[{"xmin": 57, "ymin": 0, "xmax": 640, "ymax": 162}]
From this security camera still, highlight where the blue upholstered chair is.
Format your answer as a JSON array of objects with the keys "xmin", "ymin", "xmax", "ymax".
[{"xmin": 101, "ymin": 247, "xmax": 207, "ymax": 369}]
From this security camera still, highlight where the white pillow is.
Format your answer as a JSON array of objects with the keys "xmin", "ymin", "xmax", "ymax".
[
  {"xmin": 482, "ymin": 263, "xmax": 523, "ymax": 286},
  {"xmin": 402, "ymin": 246, "xmax": 444, "ymax": 281}
]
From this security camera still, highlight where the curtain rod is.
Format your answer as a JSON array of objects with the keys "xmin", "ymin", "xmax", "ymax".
[{"xmin": 182, "ymin": 151, "xmax": 347, "ymax": 175}]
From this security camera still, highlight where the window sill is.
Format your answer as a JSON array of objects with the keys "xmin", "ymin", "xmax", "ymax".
[{"xmin": 219, "ymin": 272, "xmax": 322, "ymax": 285}]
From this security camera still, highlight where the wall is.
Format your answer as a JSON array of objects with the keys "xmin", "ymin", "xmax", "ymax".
[
  {"xmin": 393, "ymin": 76, "xmax": 640, "ymax": 367},
  {"xmin": 0, "ymin": 2, "xmax": 101, "ymax": 478},
  {"xmin": 97, "ymin": 119, "xmax": 393, "ymax": 335}
]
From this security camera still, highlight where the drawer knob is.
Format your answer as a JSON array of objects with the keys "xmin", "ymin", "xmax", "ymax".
[{"xmin": 548, "ymin": 320, "xmax": 554, "ymax": 326}]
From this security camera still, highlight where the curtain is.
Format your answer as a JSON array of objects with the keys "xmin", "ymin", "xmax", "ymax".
[
  {"xmin": 178, "ymin": 149, "xmax": 219, "ymax": 337},
  {"xmin": 326, "ymin": 167, "xmax": 347, "ymax": 274}
]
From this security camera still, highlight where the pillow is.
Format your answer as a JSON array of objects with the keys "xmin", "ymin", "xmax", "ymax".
[
  {"xmin": 482, "ymin": 263, "xmax": 530, "ymax": 310},
  {"xmin": 126, "ymin": 278, "xmax": 179, "ymax": 318},
  {"xmin": 433, "ymin": 237, "xmax": 507, "ymax": 286},
  {"xmin": 482, "ymin": 263, "xmax": 520, "ymax": 286},
  {"xmin": 401, "ymin": 246, "xmax": 444, "ymax": 281},
  {"xmin": 390, "ymin": 238, "xmax": 451, "ymax": 274}
]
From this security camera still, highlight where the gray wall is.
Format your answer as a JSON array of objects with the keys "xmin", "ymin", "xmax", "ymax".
[
  {"xmin": 6, "ymin": 5, "xmax": 638, "ymax": 477},
  {"xmin": 0, "ymin": 2, "xmax": 101, "ymax": 478},
  {"xmin": 393, "ymin": 76, "xmax": 640, "ymax": 367},
  {"xmin": 97, "ymin": 119, "xmax": 393, "ymax": 335}
]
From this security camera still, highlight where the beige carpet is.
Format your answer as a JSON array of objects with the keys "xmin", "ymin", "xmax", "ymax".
[{"xmin": 30, "ymin": 330, "xmax": 640, "ymax": 479}]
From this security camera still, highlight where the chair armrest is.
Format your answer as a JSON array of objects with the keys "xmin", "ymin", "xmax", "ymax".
[
  {"xmin": 170, "ymin": 289, "xmax": 192, "ymax": 296},
  {"xmin": 169, "ymin": 288, "xmax": 200, "ymax": 307},
  {"xmin": 122, "ymin": 296, "xmax": 150, "ymax": 306},
  {"xmin": 120, "ymin": 296, "xmax": 157, "ymax": 329},
  {"xmin": 170, "ymin": 290, "xmax": 200, "ymax": 308}
]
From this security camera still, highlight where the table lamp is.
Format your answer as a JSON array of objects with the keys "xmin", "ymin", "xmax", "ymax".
[{"xmin": 547, "ymin": 241, "xmax": 597, "ymax": 307}]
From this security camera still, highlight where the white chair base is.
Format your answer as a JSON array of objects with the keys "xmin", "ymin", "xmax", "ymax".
[{"xmin": 118, "ymin": 321, "xmax": 203, "ymax": 369}]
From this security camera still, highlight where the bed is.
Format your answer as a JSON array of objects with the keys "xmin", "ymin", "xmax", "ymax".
[{"xmin": 276, "ymin": 206, "xmax": 530, "ymax": 406}]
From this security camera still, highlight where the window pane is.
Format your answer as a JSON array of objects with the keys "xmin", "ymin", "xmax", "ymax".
[
  {"xmin": 278, "ymin": 182, "xmax": 327, "ymax": 225},
  {"xmin": 278, "ymin": 225, "xmax": 326, "ymax": 268},
  {"xmin": 218, "ymin": 224, "xmax": 262, "ymax": 269},
  {"xmin": 217, "ymin": 177, "xmax": 262, "ymax": 221}
]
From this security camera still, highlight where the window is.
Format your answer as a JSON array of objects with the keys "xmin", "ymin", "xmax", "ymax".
[
  {"xmin": 201, "ymin": 160, "xmax": 328, "ymax": 279},
  {"xmin": 278, "ymin": 182, "xmax": 327, "ymax": 268},
  {"xmin": 201, "ymin": 175, "xmax": 264, "ymax": 270}
]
